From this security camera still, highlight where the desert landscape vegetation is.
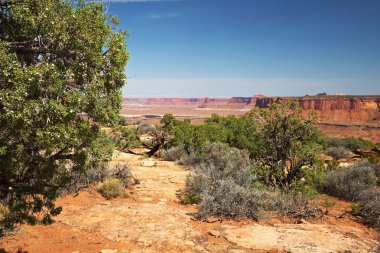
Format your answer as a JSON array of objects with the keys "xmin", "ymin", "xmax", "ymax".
[{"xmin": 1, "ymin": 0, "xmax": 380, "ymax": 253}]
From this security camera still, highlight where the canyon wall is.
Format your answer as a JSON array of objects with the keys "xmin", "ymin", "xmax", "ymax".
[
  {"xmin": 123, "ymin": 95, "xmax": 380, "ymax": 141},
  {"xmin": 123, "ymin": 96, "xmax": 380, "ymax": 124},
  {"xmin": 252, "ymin": 96, "xmax": 380, "ymax": 124}
]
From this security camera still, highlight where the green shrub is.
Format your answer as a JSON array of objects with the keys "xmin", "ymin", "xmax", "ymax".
[
  {"xmin": 98, "ymin": 178, "xmax": 125, "ymax": 199},
  {"xmin": 182, "ymin": 194, "xmax": 199, "ymax": 205},
  {"xmin": 368, "ymin": 155, "xmax": 380, "ymax": 165},
  {"xmin": 327, "ymin": 137, "xmax": 374, "ymax": 152},
  {"xmin": 322, "ymin": 200, "xmax": 336, "ymax": 207},
  {"xmin": 351, "ymin": 202, "xmax": 363, "ymax": 215},
  {"xmin": 325, "ymin": 146, "xmax": 349, "ymax": 160},
  {"xmin": 112, "ymin": 126, "xmax": 140, "ymax": 152}
]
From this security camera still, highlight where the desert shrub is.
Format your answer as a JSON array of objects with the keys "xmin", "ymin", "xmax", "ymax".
[
  {"xmin": 282, "ymin": 192, "xmax": 323, "ymax": 219},
  {"xmin": 186, "ymin": 143, "xmax": 253, "ymax": 194},
  {"xmin": 322, "ymin": 162, "xmax": 380, "ymax": 228},
  {"xmin": 185, "ymin": 143, "xmax": 289, "ymax": 220},
  {"xmin": 137, "ymin": 123, "xmax": 157, "ymax": 134},
  {"xmin": 0, "ymin": 205, "xmax": 6, "ymax": 220},
  {"xmin": 98, "ymin": 178, "xmax": 125, "ymax": 199},
  {"xmin": 161, "ymin": 145, "xmax": 201, "ymax": 166},
  {"xmin": 161, "ymin": 145, "xmax": 187, "ymax": 162},
  {"xmin": 373, "ymin": 164, "xmax": 380, "ymax": 181},
  {"xmin": 118, "ymin": 117, "xmax": 128, "ymax": 126},
  {"xmin": 322, "ymin": 200, "xmax": 336, "ymax": 208},
  {"xmin": 325, "ymin": 146, "xmax": 349, "ymax": 160},
  {"xmin": 182, "ymin": 194, "xmax": 199, "ymax": 205},
  {"xmin": 59, "ymin": 164, "xmax": 133, "ymax": 196},
  {"xmin": 323, "ymin": 162, "xmax": 378, "ymax": 201},
  {"xmin": 327, "ymin": 137, "xmax": 373, "ymax": 152},
  {"xmin": 368, "ymin": 155, "xmax": 380, "ymax": 166},
  {"xmin": 59, "ymin": 167, "xmax": 109, "ymax": 196},
  {"xmin": 197, "ymin": 179, "xmax": 282, "ymax": 220},
  {"xmin": 110, "ymin": 164, "xmax": 134, "ymax": 186},
  {"xmin": 358, "ymin": 188, "xmax": 380, "ymax": 229},
  {"xmin": 112, "ymin": 126, "xmax": 140, "ymax": 151}
]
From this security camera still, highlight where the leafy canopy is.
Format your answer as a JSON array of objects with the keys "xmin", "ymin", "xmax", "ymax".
[{"xmin": 0, "ymin": 0, "xmax": 128, "ymax": 233}]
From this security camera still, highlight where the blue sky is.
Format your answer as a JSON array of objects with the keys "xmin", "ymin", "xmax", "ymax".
[{"xmin": 104, "ymin": 0, "xmax": 380, "ymax": 97}]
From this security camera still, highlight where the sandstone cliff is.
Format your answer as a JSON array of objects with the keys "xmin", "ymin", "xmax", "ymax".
[
  {"xmin": 123, "ymin": 95, "xmax": 380, "ymax": 125},
  {"xmin": 252, "ymin": 96, "xmax": 380, "ymax": 125}
]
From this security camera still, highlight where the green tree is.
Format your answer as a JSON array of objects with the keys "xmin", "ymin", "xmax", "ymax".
[
  {"xmin": 0, "ymin": 0, "xmax": 128, "ymax": 233},
  {"xmin": 250, "ymin": 103, "xmax": 324, "ymax": 190}
]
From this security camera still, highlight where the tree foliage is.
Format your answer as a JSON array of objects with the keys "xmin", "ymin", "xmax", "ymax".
[
  {"xmin": 163, "ymin": 103, "xmax": 324, "ymax": 190},
  {"xmin": 250, "ymin": 103, "xmax": 325, "ymax": 189},
  {"xmin": 0, "ymin": 0, "xmax": 128, "ymax": 233}
]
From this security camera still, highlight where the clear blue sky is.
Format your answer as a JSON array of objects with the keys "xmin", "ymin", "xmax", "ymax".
[{"xmin": 104, "ymin": 0, "xmax": 380, "ymax": 97}]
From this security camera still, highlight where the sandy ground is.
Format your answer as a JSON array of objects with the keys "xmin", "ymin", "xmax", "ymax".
[{"xmin": 0, "ymin": 152, "xmax": 379, "ymax": 253}]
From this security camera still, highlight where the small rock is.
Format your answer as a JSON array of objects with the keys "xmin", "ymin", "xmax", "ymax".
[
  {"xmin": 206, "ymin": 217, "xmax": 219, "ymax": 223},
  {"xmin": 100, "ymin": 250, "xmax": 117, "ymax": 253},
  {"xmin": 209, "ymin": 230, "xmax": 221, "ymax": 237},
  {"xmin": 140, "ymin": 197, "xmax": 153, "ymax": 202},
  {"xmin": 140, "ymin": 160, "xmax": 156, "ymax": 167},
  {"xmin": 296, "ymin": 219, "xmax": 309, "ymax": 224}
]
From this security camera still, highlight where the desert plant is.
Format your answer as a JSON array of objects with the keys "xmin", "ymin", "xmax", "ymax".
[
  {"xmin": 0, "ymin": 205, "xmax": 6, "ymax": 220},
  {"xmin": 161, "ymin": 145, "xmax": 188, "ymax": 162},
  {"xmin": 98, "ymin": 178, "xmax": 125, "ymax": 199},
  {"xmin": 197, "ymin": 180, "xmax": 282, "ymax": 220},
  {"xmin": 323, "ymin": 162, "xmax": 378, "ymax": 201},
  {"xmin": 327, "ymin": 137, "xmax": 374, "ymax": 152},
  {"xmin": 325, "ymin": 146, "xmax": 350, "ymax": 160},
  {"xmin": 137, "ymin": 123, "xmax": 157, "ymax": 134},
  {"xmin": 322, "ymin": 200, "xmax": 336, "ymax": 208},
  {"xmin": 322, "ymin": 162, "xmax": 380, "ymax": 229},
  {"xmin": 0, "ymin": 0, "xmax": 128, "ymax": 232},
  {"xmin": 110, "ymin": 164, "xmax": 134, "ymax": 187},
  {"xmin": 161, "ymin": 145, "xmax": 200, "ymax": 166},
  {"xmin": 351, "ymin": 202, "xmax": 363, "ymax": 215},
  {"xmin": 358, "ymin": 188, "xmax": 380, "ymax": 229},
  {"xmin": 282, "ymin": 192, "xmax": 323, "ymax": 220},
  {"xmin": 248, "ymin": 103, "xmax": 324, "ymax": 190},
  {"xmin": 182, "ymin": 194, "xmax": 199, "ymax": 205},
  {"xmin": 186, "ymin": 143, "xmax": 284, "ymax": 220},
  {"xmin": 112, "ymin": 126, "xmax": 140, "ymax": 152},
  {"xmin": 368, "ymin": 155, "xmax": 380, "ymax": 166},
  {"xmin": 59, "ymin": 163, "xmax": 133, "ymax": 196}
]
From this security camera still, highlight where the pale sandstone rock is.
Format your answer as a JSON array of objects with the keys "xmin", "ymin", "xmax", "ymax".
[
  {"xmin": 208, "ymin": 230, "xmax": 221, "ymax": 237},
  {"xmin": 222, "ymin": 223, "xmax": 378, "ymax": 253},
  {"xmin": 100, "ymin": 250, "xmax": 117, "ymax": 253}
]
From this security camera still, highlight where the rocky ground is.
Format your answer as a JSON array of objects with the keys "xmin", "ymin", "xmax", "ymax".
[{"xmin": 0, "ymin": 151, "xmax": 379, "ymax": 253}]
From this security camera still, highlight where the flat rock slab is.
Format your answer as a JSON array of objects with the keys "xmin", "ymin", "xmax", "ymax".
[
  {"xmin": 59, "ymin": 203, "xmax": 206, "ymax": 252},
  {"xmin": 222, "ymin": 223, "xmax": 378, "ymax": 253}
]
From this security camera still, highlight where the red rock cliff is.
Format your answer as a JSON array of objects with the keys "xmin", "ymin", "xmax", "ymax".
[{"xmin": 253, "ymin": 96, "xmax": 380, "ymax": 124}]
